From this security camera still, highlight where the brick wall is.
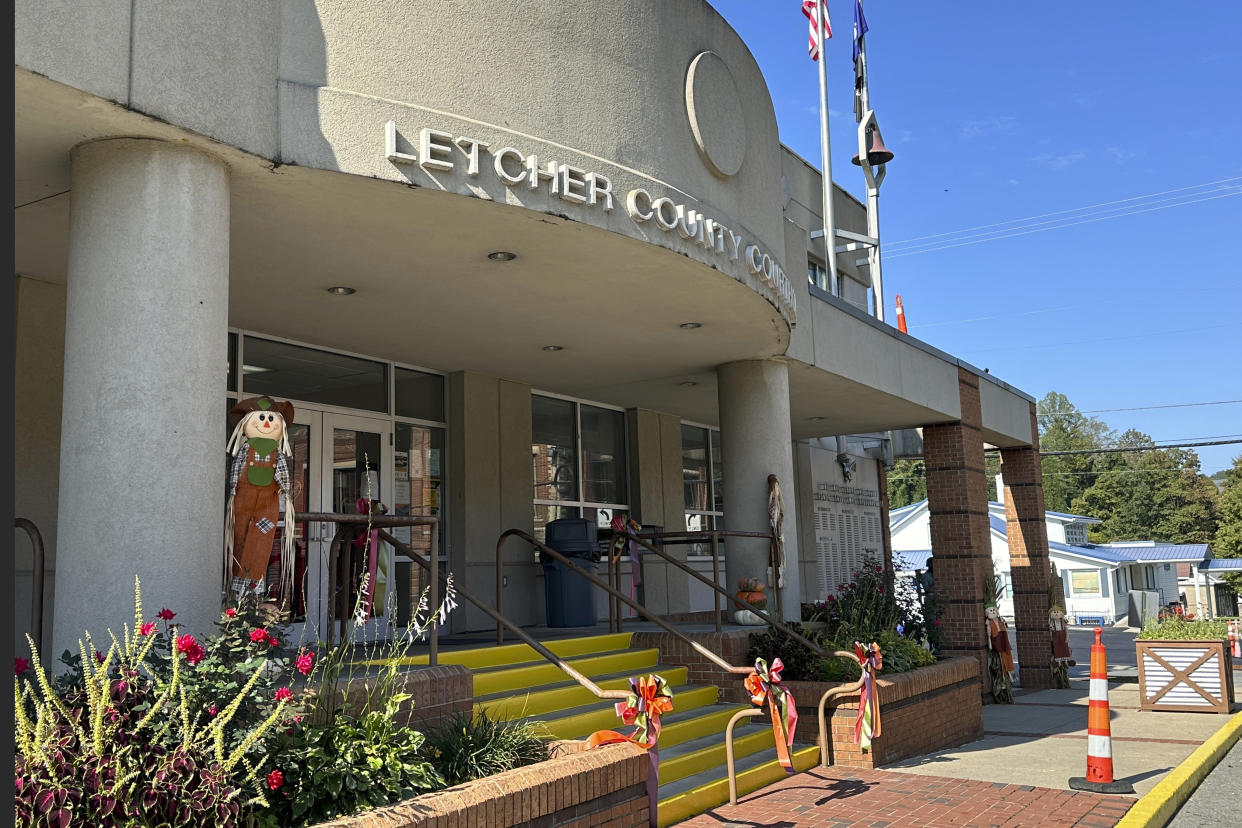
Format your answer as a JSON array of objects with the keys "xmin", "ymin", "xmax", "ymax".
[
  {"xmin": 319, "ymin": 742, "xmax": 650, "ymax": 828},
  {"xmin": 1002, "ymin": 405, "xmax": 1055, "ymax": 689},
  {"xmin": 923, "ymin": 368, "xmax": 993, "ymax": 691},
  {"xmin": 785, "ymin": 657, "xmax": 983, "ymax": 769},
  {"xmin": 631, "ymin": 629, "xmax": 753, "ymax": 703},
  {"xmin": 338, "ymin": 663, "xmax": 473, "ymax": 730}
]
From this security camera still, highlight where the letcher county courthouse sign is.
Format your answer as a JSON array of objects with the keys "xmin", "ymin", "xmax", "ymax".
[{"xmin": 384, "ymin": 121, "xmax": 797, "ymax": 325}]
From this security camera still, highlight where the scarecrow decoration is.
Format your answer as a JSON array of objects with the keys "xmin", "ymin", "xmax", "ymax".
[
  {"xmin": 767, "ymin": 475, "xmax": 786, "ymax": 590},
  {"xmin": 985, "ymin": 602, "xmax": 1015, "ymax": 704},
  {"xmin": 1049, "ymin": 605, "xmax": 1074, "ymax": 688},
  {"xmin": 224, "ymin": 396, "xmax": 296, "ymax": 601}
]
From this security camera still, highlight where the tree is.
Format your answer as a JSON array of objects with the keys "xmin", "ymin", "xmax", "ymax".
[
  {"xmin": 1212, "ymin": 454, "xmax": 1242, "ymax": 591},
  {"xmin": 1073, "ymin": 436, "xmax": 1218, "ymax": 545},
  {"xmin": 1036, "ymin": 392, "xmax": 1116, "ymax": 513},
  {"xmin": 887, "ymin": 459, "xmax": 926, "ymax": 509}
]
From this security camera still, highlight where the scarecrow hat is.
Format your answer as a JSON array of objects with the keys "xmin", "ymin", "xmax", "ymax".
[{"xmin": 228, "ymin": 396, "xmax": 295, "ymax": 428}]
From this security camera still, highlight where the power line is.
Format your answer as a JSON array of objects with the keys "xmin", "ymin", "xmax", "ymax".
[
  {"xmin": 1037, "ymin": 439, "xmax": 1242, "ymax": 457},
  {"xmin": 1079, "ymin": 400, "xmax": 1242, "ymax": 415},
  {"xmin": 886, "ymin": 190, "xmax": 1242, "ymax": 259},
  {"xmin": 885, "ymin": 176, "xmax": 1242, "ymax": 248}
]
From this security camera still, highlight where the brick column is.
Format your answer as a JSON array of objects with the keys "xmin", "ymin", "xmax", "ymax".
[
  {"xmin": 924, "ymin": 368, "xmax": 993, "ymax": 691},
  {"xmin": 1002, "ymin": 402, "xmax": 1055, "ymax": 689},
  {"xmin": 877, "ymin": 458, "xmax": 894, "ymax": 574}
]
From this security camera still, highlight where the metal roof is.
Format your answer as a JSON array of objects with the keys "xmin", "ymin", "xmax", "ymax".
[
  {"xmin": 1045, "ymin": 509, "xmax": 1102, "ymax": 524},
  {"xmin": 1048, "ymin": 541, "xmax": 1131, "ymax": 565},
  {"xmin": 894, "ymin": 549, "xmax": 932, "ymax": 571},
  {"xmin": 1104, "ymin": 543, "xmax": 1210, "ymax": 562},
  {"xmin": 1203, "ymin": 557, "xmax": 1242, "ymax": 571}
]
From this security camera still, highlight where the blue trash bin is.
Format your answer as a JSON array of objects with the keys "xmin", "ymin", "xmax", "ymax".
[{"xmin": 543, "ymin": 518, "xmax": 598, "ymax": 627}]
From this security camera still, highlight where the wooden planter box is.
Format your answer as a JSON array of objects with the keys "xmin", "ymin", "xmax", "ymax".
[{"xmin": 1136, "ymin": 639, "xmax": 1235, "ymax": 714}]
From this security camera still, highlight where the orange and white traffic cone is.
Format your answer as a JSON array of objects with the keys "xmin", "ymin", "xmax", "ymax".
[
  {"xmin": 1069, "ymin": 628, "xmax": 1134, "ymax": 794},
  {"xmin": 895, "ymin": 295, "xmax": 908, "ymax": 334}
]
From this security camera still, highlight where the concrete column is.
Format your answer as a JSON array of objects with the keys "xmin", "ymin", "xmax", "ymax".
[
  {"xmin": 924, "ymin": 368, "xmax": 992, "ymax": 689},
  {"xmin": 876, "ymin": 458, "xmax": 894, "ymax": 574},
  {"xmin": 717, "ymin": 359, "xmax": 801, "ymax": 621},
  {"xmin": 53, "ymin": 139, "xmax": 229, "ymax": 659},
  {"xmin": 625, "ymin": 408, "xmax": 690, "ymax": 616},
  {"xmin": 1002, "ymin": 404, "xmax": 1054, "ymax": 689}
]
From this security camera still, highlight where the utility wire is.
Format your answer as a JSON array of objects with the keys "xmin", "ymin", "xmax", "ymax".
[
  {"xmin": 1036, "ymin": 439, "xmax": 1242, "ymax": 457},
  {"xmin": 887, "ymin": 190, "xmax": 1242, "ymax": 259},
  {"xmin": 886, "ymin": 176, "xmax": 1242, "ymax": 248},
  {"xmin": 1037, "ymin": 400, "xmax": 1242, "ymax": 419}
]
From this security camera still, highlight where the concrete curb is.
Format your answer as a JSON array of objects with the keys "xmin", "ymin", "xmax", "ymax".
[{"xmin": 1113, "ymin": 709, "xmax": 1242, "ymax": 828}]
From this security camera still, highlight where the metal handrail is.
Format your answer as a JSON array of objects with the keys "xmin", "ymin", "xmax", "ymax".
[
  {"xmin": 296, "ymin": 512, "xmax": 440, "ymax": 655},
  {"xmin": 607, "ymin": 530, "xmax": 827, "ymax": 657},
  {"xmin": 378, "ymin": 529, "xmax": 628, "ymax": 703},
  {"xmin": 817, "ymin": 673, "xmax": 870, "ymax": 768},
  {"xmin": 496, "ymin": 529, "xmax": 753, "ymax": 680},
  {"xmin": 16, "ymin": 518, "xmax": 45, "ymax": 653}
]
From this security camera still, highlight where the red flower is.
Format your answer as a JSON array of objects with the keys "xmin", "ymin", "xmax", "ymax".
[
  {"xmin": 250, "ymin": 628, "xmax": 268, "ymax": 643},
  {"xmin": 224, "ymin": 608, "xmax": 237, "ymax": 619},
  {"xmin": 157, "ymin": 608, "xmax": 176, "ymax": 621},
  {"xmin": 274, "ymin": 687, "xmax": 293, "ymax": 703},
  {"xmin": 267, "ymin": 770, "xmax": 283, "ymax": 790},
  {"xmin": 15, "ymin": 657, "xmax": 29, "ymax": 676},
  {"xmin": 139, "ymin": 622, "xmax": 156, "ymax": 637},
  {"xmin": 208, "ymin": 705, "xmax": 219, "ymax": 717},
  {"xmin": 826, "ymin": 595, "xmax": 836, "ymax": 602},
  {"xmin": 176, "ymin": 635, "xmax": 206, "ymax": 666},
  {"xmin": 267, "ymin": 635, "xmax": 279, "ymax": 648},
  {"xmin": 295, "ymin": 652, "xmax": 315, "ymax": 676}
]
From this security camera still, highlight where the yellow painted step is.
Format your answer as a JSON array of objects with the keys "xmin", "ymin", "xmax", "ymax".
[
  {"xmin": 656, "ymin": 745, "xmax": 820, "ymax": 828},
  {"xmin": 476, "ymin": 666, "xmax": 689, "ymax": 721},
  {"xmin": 379, "ymin": 633, "xmax": 633, "ymax": 671},
  {"xmin": 536, "ymin": 685, "xmax": 721, "ymax": 741},
  {"xmin": 656, "ymin": 704, "xmax": 755, "ymax": 751},
  {"xmin": 472, "ymin": 648, "xmax": 661, "ymax": 697},
  {"xmin": 656, "ymin": 727, "xmax": 776, "ymax": 787}
]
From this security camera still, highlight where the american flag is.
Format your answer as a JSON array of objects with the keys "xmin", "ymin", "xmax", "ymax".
[{"xmin": 801, "ymin": 1, "xmax": 833, "ymax": 62}]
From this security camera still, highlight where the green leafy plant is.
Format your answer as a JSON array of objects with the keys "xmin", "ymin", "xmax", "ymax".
[
  {"xmin": 15, "ymin": 579, "xmax": 289, "ymax": 827},
  {"xmin": 1137, "ymin": 616, "xmax": 1236, "ymax": 641},
  {"xmin": 746, "ymin": 623, "xmax": 825, "ymax": 682},
  {"xmin": 422, "ymin": 709, "xmax": 549, "ymax": 788}
]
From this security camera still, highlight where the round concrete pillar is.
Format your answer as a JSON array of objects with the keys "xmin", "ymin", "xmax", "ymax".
[
  {"xmin": 716, "ymin": 359, "xmax": 801, "ymax": 621},
  {"xmin": 53, "ymin": 139, "xmax": 229, "ymax": 658}
]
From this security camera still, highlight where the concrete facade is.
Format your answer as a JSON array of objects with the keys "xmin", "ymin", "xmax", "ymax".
[{"xmin": 14, "ymin": 1, "xmax": 1045, "ymax": 653}]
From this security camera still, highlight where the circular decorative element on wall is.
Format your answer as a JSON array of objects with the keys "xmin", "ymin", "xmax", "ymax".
[{"xmin": 685, "ymin": 51, "xmax": 747, "ymax": 178}]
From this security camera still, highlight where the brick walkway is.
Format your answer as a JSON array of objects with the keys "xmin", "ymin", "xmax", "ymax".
[{"xmin": 674, "ymin": 767, "xmax": 1133, "ymax": 828}]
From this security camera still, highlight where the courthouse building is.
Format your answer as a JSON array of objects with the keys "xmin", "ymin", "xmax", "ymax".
[{"xmin": 14, "ymin": 1, "xmax": 1056, "ymax": 686}]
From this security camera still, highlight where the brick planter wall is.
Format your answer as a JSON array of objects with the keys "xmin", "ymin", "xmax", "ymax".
[
  {"xmin": 784, "ymin": 657, "xmax": 983, "ymax": 769},
  {"xmin": 338, "ymin": 663, "xmax": 473, "ymax": 730},
  {"xmin": 315, "ymin": 742, "xmax": 650, "ymax": 828},
  {"xmin": 631, "ymin": 629, "xmax": 753, "ymax": 703}
]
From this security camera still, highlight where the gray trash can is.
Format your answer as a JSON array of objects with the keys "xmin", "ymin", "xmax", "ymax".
[{"xmin": 542, "ymin": 518, "xmax": 598, "ymax": 627}]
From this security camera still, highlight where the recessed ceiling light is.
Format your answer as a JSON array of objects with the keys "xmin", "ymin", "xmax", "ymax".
[
  {"xmin": 808, "ymin": 416, "xmax": 826, "ymax": 421},
  {"xmin": 679, "ymin": 381, "xmax": 698, "ymax": 388},
  {"xmin": 541, "ymin": 345, "xmax": 564, "ymax": 352},
  {"xmin": 679, "ymin": 322, "xmax": 702, "ymax": 329},
  {"xmin": 488, "ymin": 251, "xmax": 517, "ymax": 262},
  {"xmin": 327, "ymin": 286, "xmax": 356, "ymax": 296}
]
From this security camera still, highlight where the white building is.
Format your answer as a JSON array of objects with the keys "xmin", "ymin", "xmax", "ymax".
[{"xmin": 891, "ymin": 499, "xmax": 1215, "ymax": 625}]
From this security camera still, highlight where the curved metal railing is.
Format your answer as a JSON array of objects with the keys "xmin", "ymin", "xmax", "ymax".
[{"xmin": 16, "ymin": 518, "xmax": 46, "ymax": 653}]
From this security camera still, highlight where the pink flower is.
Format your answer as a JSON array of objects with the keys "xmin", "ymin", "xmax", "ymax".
[
  {"xmin": 827, "ymin": 595, "xmax": 836, "ymax": 602},
  {"xmin": 295, "ymin": 652, "xmax": 315, "ymax": 676},
  {"xmin": 15, "ymin": 657, "xmax": 29, "ymax": 676},
  {"xmin": 95, "ymin": 650, "xmax": 105, "ymax": 664},
  {"xmin": 208, "ymin": 705, "xmax": 219, "ymax": 717},
  {"xmin": 267, "ymin": 770, "xmax": 283, "ymax": 790},
  {"xmin": 140, "ymin": 622, "xmax": 156, "ymax": 637},
  {"xmin": 176, "ymin": 635, "xmax": 206, "ymax": 666},
  {"xmin": 157, "ymin": 608, "xmax": 176, "ymax": 621},
  {"xmin": 224, "ymin": 608, "xmax": 237, "ymax": 619},
  {"xmin": 274, "ymin": 687, "xmax": 293, "ymax": 703},
  {"xmin": 250, "ymin": 628, "xmax": 268, "ymax": 643},
  {"xmin": 267, "ymin": 635, "xmax": 279, "ymax": 648}
]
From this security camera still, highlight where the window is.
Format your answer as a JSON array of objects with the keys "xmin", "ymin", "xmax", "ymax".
[
  {"xmin": 808, "ymin": 258, "xmax": 828, "ymax": 291},
  {"xmin": 1070, "ymin": 570, "xmax": 1102, "ymax": 597},
  {"xmin": 1115, "ymin": 568, "xmax": 1128, "ymax": 594},
  {"xmin": 682, "ymin": 424, "xmax": 724, "ymax": 534},
  {"xmin": 532, "ymin": 395, "xmax": 629, "ymax": 539},
  {"xmin": 240, "ymin": 336, "xmax": 389, "ymax": 413}
]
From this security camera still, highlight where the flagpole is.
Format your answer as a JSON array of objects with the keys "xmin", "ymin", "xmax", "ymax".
[{"xmin": 816, "ymin": 3, "xmax": 840, "ymax": 296}]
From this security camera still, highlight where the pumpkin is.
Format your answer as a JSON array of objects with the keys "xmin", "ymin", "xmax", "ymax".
[{"xmin": 737, "ymin": 590, "xmax": 766, "ymax": 607}]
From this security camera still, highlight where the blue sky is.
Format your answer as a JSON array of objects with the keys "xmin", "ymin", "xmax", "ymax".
[{"xmin": 708, "ymin": 1, "xmax": 1242, "ymax": 474}]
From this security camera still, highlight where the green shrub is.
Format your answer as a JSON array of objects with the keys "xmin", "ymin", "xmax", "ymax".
[
  {"xmin": 746, "ymin": 624, "xmax": 825, "ymax": 682},
  {"xmin": 422, "ymin": 710, "xmax": 549, "ymax": 788},
  {"xmin": 1137, "ymin": 617, "xmax": 1236, "ymax": 641}
]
